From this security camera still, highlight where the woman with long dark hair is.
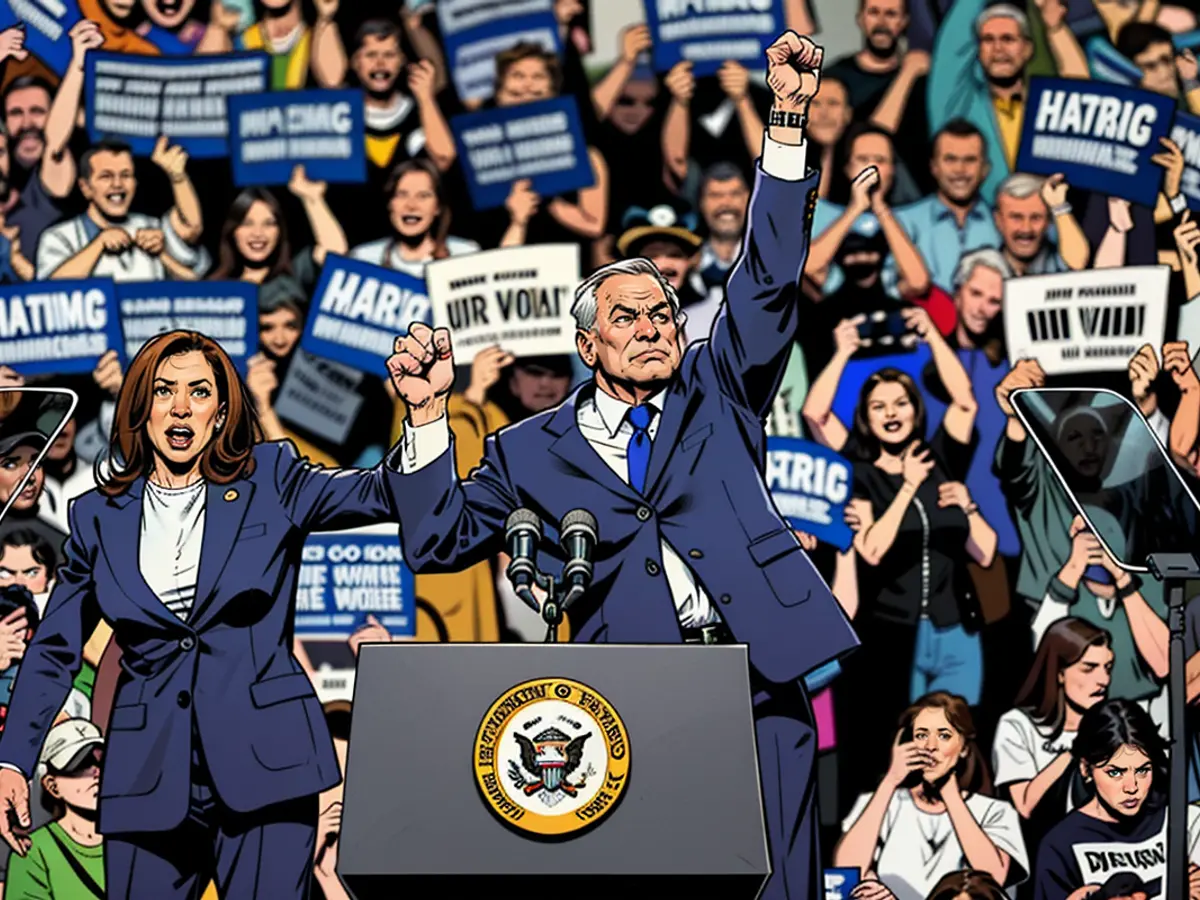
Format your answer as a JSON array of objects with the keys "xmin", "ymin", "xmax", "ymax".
[
  {"xmin": 835, "ymin": 692, "xmax": 1028, "ymax": 900},
  {"xmin": 1033, "ymin": 699, "xmax": 1200, "ymax": 900},
  {"xmin": 0, "ymin": 330, "xmax": 412, "ymax": 898},
  {"xmin": 803, "ymin": 308, "xmax": 993, "ymax": 805},
  {"xmin": 209, "ymin": 164, "xmax": 347, "ymax": 307},
  {"xmin": 993, "ymin": 618, "xmax": 1113, "ymax": 899}
]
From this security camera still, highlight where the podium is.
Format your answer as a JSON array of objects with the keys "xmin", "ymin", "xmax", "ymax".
[{"xmin": 338, "ymin": 643, "xmax": 770, "ymax": 898}]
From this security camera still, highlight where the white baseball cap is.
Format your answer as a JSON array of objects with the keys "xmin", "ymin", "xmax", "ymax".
[{"xmin": 39, "ymin": 719, "xmax": 103, "ymax": 773}]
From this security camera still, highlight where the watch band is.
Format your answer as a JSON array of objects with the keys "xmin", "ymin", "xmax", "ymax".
[
  {"xmin": 768, "ymin": 109, "xmax": 805, "ymax": 129},
  {"xmin": 1170, "ymin": 192, "xmax": 1188, "ymax": 216},
  {"xmin": 1116, "ymin": 573, "xmax": 1143, "ymax": 600}
]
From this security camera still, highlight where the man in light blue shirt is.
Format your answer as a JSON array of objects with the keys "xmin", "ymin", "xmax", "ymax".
[{"xmin": 895, "ymin": 119, "xmax": 1001, "ymax": 292}]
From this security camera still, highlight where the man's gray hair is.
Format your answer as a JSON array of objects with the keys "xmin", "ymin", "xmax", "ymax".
[
  {"xmin": 996, "ymin": 172, "xmax": 1045, "ymax": 202},
  {"xmin": 975, "ymin": 3, "xmax": 1030, "ymax": 39},
  {"xmin": 571, "ymin": 258, "xmax": 684, "ymax": 331},
  {"xmin": 952, "ymin": 247, "xmax": 1013, "ymax": 292}
]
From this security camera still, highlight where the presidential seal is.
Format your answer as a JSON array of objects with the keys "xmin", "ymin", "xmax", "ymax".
[{"xmin": 473, "ymin": 677, "xmax": 630, "ymax": 837}]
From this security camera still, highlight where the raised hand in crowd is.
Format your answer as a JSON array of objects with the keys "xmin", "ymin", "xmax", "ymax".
[
  {"xmin": 664, "ymin": 60, "xmax": 695, "ymax": 107},
  {"xmin": 68, "ymin": 18, "xmax": 104, "ymax": 63},
  {"xmin": 592, "ymin": 24, "xmax": 653, "ymax": 120},
  {"xmin": 287, "ymin": 164, "xmax": 347, "ymax": 264},
  {"xmin": 390, "ymin": 324, "xmax": 456, "ymax": 425},
  {"xmin": 885, "ymin": 727, "xmax": 935, "ymax": 787},
  {"xmin": 1057, "ymin": 516, "xmax": 1109, "ymax": 591},
  {"xmin": 1128, "ymin": 343, "xmax": 1161, "ymax": 419},
  {"xmin": 0, "ymin": 25, "xmax": 27, "ymax": 63},
  {"xmin": 0, "ymin": 608, "xmax": 29, "ymax": 671},
  {"xmin": 244, "ymin": 353, "xmax": 294, "ymax": 444},
  {"xmin": 1152, "ymin": 136, "xmax": 1186, "ymax": 224},
  {"xmin": 151, "ymin": 135, "xmax": 188, "ymax": 183},
  {"xmin": 844, "ymin": 497, "xmax": 874, "ymax": 534},
  {"xmin": 662, "ymin": 60, "xmax": 696, "ymax": 185},
  {"xmin": 407, "ymin": 58, "xmax": 438, "ymax": 103},
  {"xmin": 1, "ymin": 225, "xmax": 32, "ymax": 282},
  {"xmin": 936, "ymin": 481, "xmax": 972, "ymax": 512},
  {"xmin": 800, "ymin": 316, "xmax": 864, "ymax": 450},
  {"xmin": 718, "ymin": 60, "xmax": 751, "ymax": 101},
  {"xmin": 620, "ymin": 23, "xmax": 652, "ymax": 64},
  {"xmin": 1164, "ymin": 340, "xmax": 1200, "ymax": 465},
  {"xmin": 92, "ymin": 349, "xmax": 123, "ymax": 399},
  {"xmin": 197, "ymin": 0, "xmax": 242, "ymax": 54},
  {"xmin": 794, "ymin": 531, "xmax": 818, "ymax": 552},
  {"xmin": 348, "ymin": 614, "xmax": 392, "ymax": 658},
  {"xmin": 996, "ymin": 359, "xmax": 1046, "ymax": 441},
  {"xmin": 502, "ymin": 179, "xmax": 541, "ymax": 248},
  {"xmin": 463, "ymin": 346, "xmax": 516, "ymax": 408},
  {"xmin": 1032, "ymin": 0, "xmax": 1069, "ymax": 32},
  {"xmin": 1176, "ymin": 212, "xmax": 1200, "ymax": 302},
  {"xmin": 1096, "ymin": 197, "xmax": 1135, "ymax": 268},
  {"xmin": 808, "ymin": 167, "xmax": 880, "ymax": 280}
]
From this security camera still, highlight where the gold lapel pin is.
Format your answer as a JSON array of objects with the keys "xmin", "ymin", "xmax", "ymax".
[{"xmin": 224, "ymin": 489, "xmax": 239, "ymax": 502}]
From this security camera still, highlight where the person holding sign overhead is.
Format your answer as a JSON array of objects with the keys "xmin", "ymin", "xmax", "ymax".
[
  {"xmin": 36, "ymin": 136, "xmax": 211, "ymax": 282},
  {"xmin": 0, "ymin": 327, "xmax": 421, "ymax": 898},
  {"xmin": 389, "ymin": 30, "xmax": 853, "ymax": 899}
]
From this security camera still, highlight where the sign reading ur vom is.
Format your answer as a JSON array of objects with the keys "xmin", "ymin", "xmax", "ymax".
[
  {"xmin": 116, "ymin": 282, "xmax": 258, "ymax": 375},
  {"xmin": 643, "ymin": 0, "xmax": 784, "ymax": 76},
  {"xmin": 765, "ymin": 437, "xmax": 854, "ymax": 552},
  {"xmin": 228, "ymin": 89, "xmax": 366, "ymax": 187},
  {"xmin": 1015, "ymin": 77, "xmax": 1174, "ymax": 206},
  {"xmin": 300, "ymin": 254, "xmax": 430, "ymax": 375},
  {"xmin": 295, "ymin": 524, "xmax": 415, "ymax": 640},
  {"xmin": 0, "ymin": 0, "xmax": 81, "ymax": 75},
  {"xmin": 427, "ymin": 244, "xmax": 579, "ymax": 363},
  {"xmin": 0, "ymin": 279, "xmax": 121, "ymax": 376},
  {"xmin": 1004, "ymin": 266, "xmax": 1169, "ymax": 375},
  {"xmin": 451, "ymin": 96, "xmax": 594, "ymax": 211},
  {"xmin": 437, "ymin": 0, "xmax": 561, "ymax": 104},
  {"xmin": 85, "ymin": 52, "xmax": 269, "ymax": 158}
]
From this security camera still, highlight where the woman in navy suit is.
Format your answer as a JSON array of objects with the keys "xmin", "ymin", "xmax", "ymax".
[{"xmin": 0, "ymin": 329, "xmax": 408, "ymax": 899}]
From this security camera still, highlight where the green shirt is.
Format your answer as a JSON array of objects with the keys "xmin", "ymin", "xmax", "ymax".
[
  {"xmin": 6, "ymin": 821, "xmax": 104, "ymax": 899},
  {"xmin": 72, "ymin": 662, "xmax": 95, "ymax": 700}
]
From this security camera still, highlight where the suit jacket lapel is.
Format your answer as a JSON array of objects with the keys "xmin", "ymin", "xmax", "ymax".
[
  {"xmin": 100, "ymin": 481, "xmax": 186, "ymax": 631},
  {"xmin": 544, "ymin": 386, "xmax": 642, "ymax": 505},
  {"xmin": 189, "ymin": 479, "xmax": 255, "ymax": 628},
  {"xmin": 644, "ymin": 377, "xmax": 698, "ymax": 498}
]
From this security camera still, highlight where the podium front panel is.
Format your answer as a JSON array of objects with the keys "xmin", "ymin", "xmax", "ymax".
[{"xmin": 339, "ymin": 643, "xmax": 770, "ymax": 897}]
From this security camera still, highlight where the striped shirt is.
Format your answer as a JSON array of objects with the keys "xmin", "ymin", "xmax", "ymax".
[{"xmin": 141, "ymin": 480, "xmax": 205, "ymax": 621}]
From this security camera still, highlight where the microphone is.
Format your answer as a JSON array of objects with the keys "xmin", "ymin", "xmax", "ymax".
[
  {"xmin": 505, "ymin": 508, "xmax": 542, "ymax": 595},
  {"xmin": 559, "ymin": 509, "xmax": 598, "ymax": 593}
]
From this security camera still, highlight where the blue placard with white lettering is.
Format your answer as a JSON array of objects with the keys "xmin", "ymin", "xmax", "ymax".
[
  {"xmin": 116, "ymin": 281, "xmax": 258, "ymax": 375},
  {"xmin": 1015, "ymin": 77, "xmax": 1174, "ymax": 207},
  {"xmin": 451, "ymin": 96, "xmax": 594, "ymax": 211},
  {"xmin": 0, "ymin": 278, "xmax": 122, "ymax": 376},
  {"xmin": 295, "ymin": 530, "xmax": 415, "ymax": 640},
  {"xmin": 300, "ymin": 254, "xmax": 431, "ymax": 375},
  {"xmin": 227, "ymin": 89, "xmax": 367, "ymax": 187},
  {"xmin": 437, "ymin": 0, "xmax": 562, "ymax": 104},
  {"xmin": 1171, "ymin": 111, "xmax": 1200, "ymax": 211},
  {"xmin": 0, "ymin": 0, "xmax": 82, "ymax": 75},
  {"xmin": 85, "ymin": 51, "xmax": 269, "ymax": 158},
  {"xmin": 644, "ymin": 0, "xmax": 783, "ymax": 76},
  {"xmin": 824, "ymin": 868, "xmax": 861, "ymax": 900},
  {"xmin": 765, "ymin": 437, "xmax": 854, "ymax": 552}
]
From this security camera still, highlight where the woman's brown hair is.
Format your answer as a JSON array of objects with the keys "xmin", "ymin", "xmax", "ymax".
[
  {"xmin": 898, "ymin": 692, "xmax": 993, "ymax": 796},
  {"xmin": 849, "ymin": 367, "xmax": 927, "ymax": 463},
  {"xmin": 99, "ymin": 332, "xmax": 262, "ymax": 497},
  {"xmin": 210, "ymin": 187, "xmax": 293, "ymax": 282},
  {"xmin": 1015, "ymin": 617, "xmax": 1112, "ymax": 741},
  {"xmin": 495, "ymin": 41, "xmax": 563, "ymax": 95},
  {"xmin": 384, "ymin": 158, "xmax": 452, "ymax": 259},
  {"xmin": 927, "ymin": 869, "xmax": 1008, "ymax": 900}
]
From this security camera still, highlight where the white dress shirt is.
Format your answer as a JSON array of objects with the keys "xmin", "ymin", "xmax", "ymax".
[
  {"xmin": 140, "ymin": 480, "xmax": 206, "ymax": 621},
  {"xmin": 398, "ymin": 132, "xmax": 809, "ymax": 633},
  {"xmin": 36, "ymin": 211, "xmax": 212, "ymax": 282}
]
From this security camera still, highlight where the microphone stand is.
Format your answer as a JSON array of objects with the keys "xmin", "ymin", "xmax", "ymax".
[{"xmin": 509, "ymin": 572, "xmax": 587, "ymax": 643}]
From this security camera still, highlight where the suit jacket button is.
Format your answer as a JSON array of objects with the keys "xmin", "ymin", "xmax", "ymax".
[
  {"xmin": 179, "ymin": 636, "xmax": 195, "ymax": 651},
  {"xmin": 645, "ymin": 559, "xmax": 660, "ymax": 575},
  {"xmin": 763, "ymin": 275, "xmax": 774, "ymax": 285},
  {"xmin": 177, "ymin": 690, "xmax": 191, "ymax": 709},
  {"xmin": 720, "ymin": 594, "xmax": 732, "ymax": 604},
  {"xmin": 636, "ymin": 506, "xmax": 652, "ymax": 522},
  {"xmin": 688, "ymin": 549, "xmax": 703, "ymax": 559}
]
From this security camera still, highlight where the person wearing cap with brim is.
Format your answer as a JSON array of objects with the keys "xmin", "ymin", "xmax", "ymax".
[
  {"xmin": 0, "ymin": 393, "xmax": 70, "ymax": 558},
  {"xmin": 6, "ymin": 718, "xmax": 104, "ymax": 899},
  {"xmin": 615, "ymin": 200, "xmax": 706, "ymax": 344}
]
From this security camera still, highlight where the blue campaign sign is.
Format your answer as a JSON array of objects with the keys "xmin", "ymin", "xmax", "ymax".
[
  {"xmin": 644, "ymin": 0, "xmax": 783, "ymax": 76},
  {"xmin": 85, "ymin": 51, "xmax": 270, "ymax": 159},
  {"xmin": 437, "ymin": 0, "xmax": 561, "ymax": 104},
  {"xmin": 451, "ymin": 96, "xmax": 594, "ymax": 211},
  {"xmin": 1015, "ymin": 77, "xmax": 1174, "ymax": 206},
  {"xmin": 824, "ymin": 868, "xmax": 861, "ymax": 900},
  {"xmin": 228, "ymin": 89, "xmax": 367, "ymax": 187},
  {"xmin": 765, "ymin": 437, "xmax": 854, "ymax": 552},
  {"xmin": 1171, "ymin": 111, "xmax": 1200, "ymax": 211},
  {"xmin": 300, "ymin": 254, "xmax": 430, "ymax": 375},
  {"xmin": 116, "ymin": 282, "xmax": 258, "ymax": 375},
  {"xmin": 295, "ymin": 529, "xmax": 415, "ymax": 640},
  {"xmin": 0, "ymin": 0, "xmax": 81, "ymax": 75},
  {"xmin": 0, "ymin": 279, "xmax": 122, "ymax": 376}
]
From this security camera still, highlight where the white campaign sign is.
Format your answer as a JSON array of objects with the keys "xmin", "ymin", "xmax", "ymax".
[
  {"xmin": 1004, "ymin": 266, "xmax": 1169, "ymax": 374},
  {"xmin": 427, "ymin": 244, "xmax": 580, "ymax": 363}
]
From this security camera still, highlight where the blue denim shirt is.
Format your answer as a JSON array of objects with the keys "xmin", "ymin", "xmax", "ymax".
[{"xmin": 894, "ymin": 195, "xmax": 1002, "ymax": 293}]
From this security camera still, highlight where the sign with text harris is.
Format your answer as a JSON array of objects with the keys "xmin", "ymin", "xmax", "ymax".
[{"xmin": 1015, "ymin": 77, "xmax": 1175, "ymax": 207}]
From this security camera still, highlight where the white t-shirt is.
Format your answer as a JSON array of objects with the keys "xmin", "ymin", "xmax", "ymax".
[
  {"xmin": 842, "ymin": 789, "xmax": 1030, "ymax": 900},
  {"xmin": 992, "ymin": 708, "xmax": 1078, "ymax": 816},
  {"xmin": 140, "ymin": 480, "xmax": 206, "ymax": 620},
  {"xmin": 349, "ymin": 234, "xmax": 480, "ymax": 278}
]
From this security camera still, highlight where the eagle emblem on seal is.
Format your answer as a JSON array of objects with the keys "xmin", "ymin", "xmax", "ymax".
[{"xmin": 507, "ymin": 727, "xmax": 594, "ymax": 807}]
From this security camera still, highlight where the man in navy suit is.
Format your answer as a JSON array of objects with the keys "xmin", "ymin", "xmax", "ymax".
[{"xmin": 390, "ymin": 31, "xmax": 859, "ymax": 900}]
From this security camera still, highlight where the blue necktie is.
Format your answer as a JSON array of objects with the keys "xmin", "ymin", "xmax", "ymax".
[{"xmin": 626, "ymin": 405, "xmax": 653, "ymax": 494}]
